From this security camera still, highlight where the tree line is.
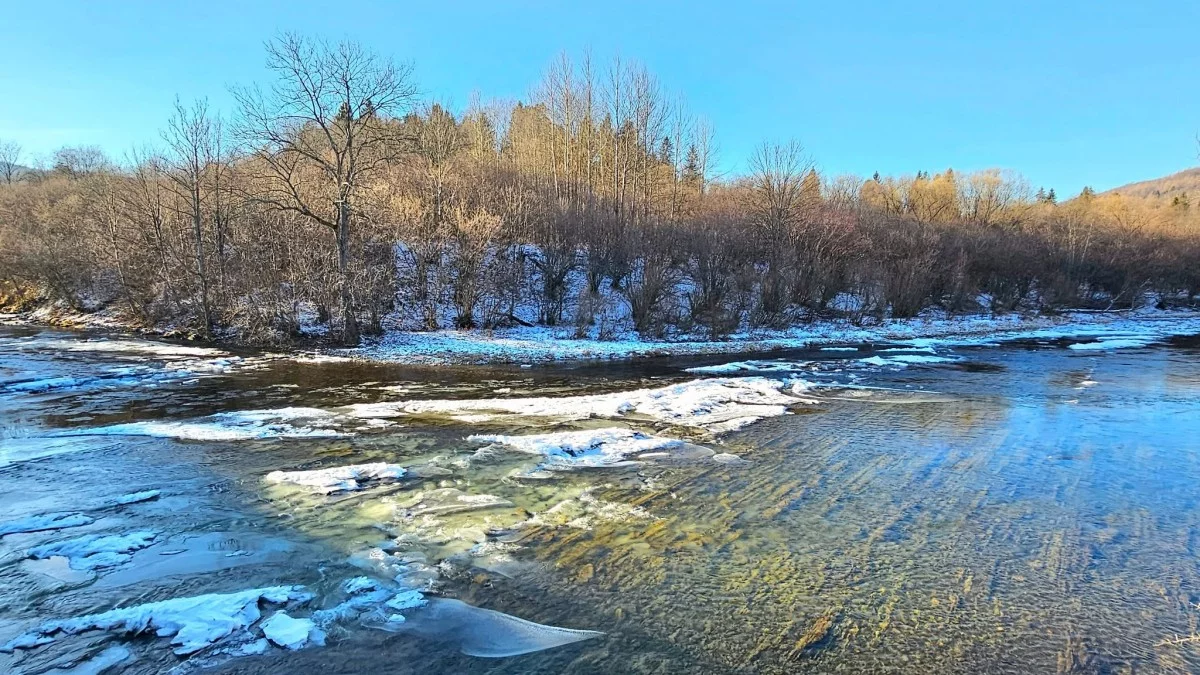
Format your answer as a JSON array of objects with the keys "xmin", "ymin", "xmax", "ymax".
[{"xmin": 1, "ymin": 35, "xmax": 1197, "ymax": 345}]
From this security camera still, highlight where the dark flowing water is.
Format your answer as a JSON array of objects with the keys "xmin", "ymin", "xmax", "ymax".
[{"xmin": 2, "ymin": 325, "xmax": 1200, "ymax": 674}]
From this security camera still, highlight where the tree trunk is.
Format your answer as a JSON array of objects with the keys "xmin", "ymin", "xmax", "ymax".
[
  {"xmin": 192, "ymin": 185, "xmax": 212, "ymax": 339},
  {"xmin": 337, "ymin": 201, "xmax": 360, "ymax": 345}
]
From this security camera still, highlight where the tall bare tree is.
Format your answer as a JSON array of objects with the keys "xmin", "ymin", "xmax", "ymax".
[
  {"xmin": 233, "ymin": 33, "xmax": 418, "ymax": 344},
  {"xmin": 0, "ymin": 140, "xmax": 21, "ymax": 184},
  {"xmin": 163, "ymin": 97, "xmax": 218, "ymax": 337}
]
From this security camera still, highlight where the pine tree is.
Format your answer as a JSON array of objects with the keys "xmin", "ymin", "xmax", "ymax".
[
  {"xmin": 1080, "ymin": 186, "xmax": 1095, "ymax": 200},
  {"xmin": 682, "ymin": 144, "xmax": 701, "ymax": 187},
  {"xmin": 1046, "ymin": 188, "xmax": 1056, "ymax": 204},
  {"xmin": 658, "ymin": 136, "xmax": 673, "ymax": 165}
]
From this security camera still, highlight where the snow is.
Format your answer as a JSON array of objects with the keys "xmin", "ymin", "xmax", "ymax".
[
  {"xmin": 685, "ymin": 360, "xmax": 811, "ymax": 374},
  {"xmin": 260, "ymin": 611, "xmax": 325, "ymax": 649},
  {"xmin": 468, "ymin": 428, "xmax": 684, "ymax": 468},
  {"xmin": 264, "ymin": 462, "xmax": 408, "ymax": 493},
  {"xmin": 340, "ymin": 310, "xmax": 1200, "ymax": 365},
  {"xmin": 858, "ymin": 354, "xmax": 957, "ymax": 367},
  {"xmin": 28, "ymin": 531, "xmax": 158, "ymax": 570},
  {"xmin": 69, "ymin": 408, "xmax": 346, "ymax": 441},
  {"xmin": 1, "ymin": 585, "xmax": 313, "ymax": 655},
  {"xmin": 0, "ymin": 512, "xmax": 94, "ymax": 536},
  {"xmin": 348, "ymin": 377, "xmax": 813, "ymax": 433}
]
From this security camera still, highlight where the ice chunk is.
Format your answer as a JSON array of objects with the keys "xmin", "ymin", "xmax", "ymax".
[
  {"xmin": 1067, "ymin": 338, "xmax": 1152, "ymax": 351},
  {"xmin": 260, "ymin": 611, "xmax": 324, "ymax": 650},
  {"xmin": 1, "ymin": 585, "xmax": 312, "ymax": 655},
  {"xmin": 469, "ymin": 428, "xmax": 683, "ymax": 468},
  {"xmin": 28, "ymin": 531, "xmax": 158, "ymax": 570},
  {"xmin": 111, "ymin": 489, "xmax": 161, "ymax": 505},
  {"xmin": 264, "ymin": 462, "xmax": 407, "ymax": 494},
  {"xmin": 348, "ymin": 377, "xmax": 810, "ymax": 432},
  {"xmin": 368, "ymin": 597, "xmax": 602, "ymax": 658},
  {"xmin": 56, "ymin": 644, "xmax": 133, "ymax": 675},
  {"xmin": 69, "ymin": 411, "xmax": 346, "ymax": 441},
  {"xmin": 0, "ymin": 512, "xmax": 94, "ymax": 536}
]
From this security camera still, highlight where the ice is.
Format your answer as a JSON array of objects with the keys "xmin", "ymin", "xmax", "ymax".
[
  {"xmin": 57, "ymin": 644, "xmax": 133, "ymax": 674},
  {"xmin": 28, "ymin": 530, "xmax": 158, "ymax": 570},
  {"xmin": 0, "ymin": 512, "xmax": 94, "ymax": 536},
  {"xmin": 1067, "ymin": 338, "xmax": 1152, "ymax": 351},
  {"xmin": 55, "ymin": 339, "xmax": 226, "ymax": 357},
  {"xmin": 1, "ymin": 585, "xmax": 313, "ymax": 655},
  {"xmin": 3, "ymin": 376, "xmax": 88, "ymax": 392},
  {"xmin": 111, "ymin": 489, "xmax": 161, "ymax": 505},
  {"xmin": 685, "ymin": 360, "xmax": 810, "ymax": 374},
  {"xmin": 69, "ymin": 408, "xmax": 347, "ymax": 441},
  {"xmin": 260, "ymin": 611, "xmax": 325, "ymax": 649},
  {"xmin": 368, "ymin": 597, "xmax": 603, "ymax": 658},
  {"xmin": 348, "ymin": 377, "xmax": 812, "ymax": 432},
  {"xmin": 264, "ymin": 462, "xmax": 408, "ymax": 493},
  {"xmin": 859, "ymin": 354, "xmax": 956, "ymax": 367},
  {"xmin": 469, "ymin": 428, "xmax": 684, "ymax": 468}
]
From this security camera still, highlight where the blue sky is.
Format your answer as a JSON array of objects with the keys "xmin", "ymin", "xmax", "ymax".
[{"xmin": 1, "ymin": 1, "xmax": 1197, "ymax": 195}]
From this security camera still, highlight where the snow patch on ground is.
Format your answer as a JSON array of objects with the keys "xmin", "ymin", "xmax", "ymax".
[
  {"xmin": 264, "ymin": 463, "xmax": 408, "ymax": 494},
  {"xmin": 341, "ymin": 310, "xmax": 1200, "ymax": 365},
  {"xmin": 468, "ymin": 428, "xmax": 684, "ymax": 469}
]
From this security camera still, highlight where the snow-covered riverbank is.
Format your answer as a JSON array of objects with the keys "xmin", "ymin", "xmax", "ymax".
[
  {"xmin": 340, "ymin": 308, "xmax": 1200, "ymax": 365},
  {"xmin": 6, "ymin": 305, "xmax": 1200, "ymax": 366}
]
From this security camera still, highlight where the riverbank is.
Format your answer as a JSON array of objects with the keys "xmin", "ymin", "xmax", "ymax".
[{"xmin": 5, "ymin": 302, "xmax": 1200, "ymax": 365}]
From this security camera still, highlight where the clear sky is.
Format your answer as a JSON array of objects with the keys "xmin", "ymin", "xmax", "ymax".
[{"xmin": 1, "ymin": 1, "xmax": 1197, "ymax": 195}]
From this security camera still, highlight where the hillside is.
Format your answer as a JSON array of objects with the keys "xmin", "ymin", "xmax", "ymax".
[{"xmin": 1104, "ymin": 166, "xmax": 1200, "ymax": 202}]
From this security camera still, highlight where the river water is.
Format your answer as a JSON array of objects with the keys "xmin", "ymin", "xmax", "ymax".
[{"xmin": 2, "ymin": 324, "xmax": 1200, "ymax": 674}]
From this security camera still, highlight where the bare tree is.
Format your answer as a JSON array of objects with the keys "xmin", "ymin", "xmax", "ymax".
[
  {"xmin": 0, "ymin": 140, "xmax": 21, "ymax": 184},
  {"xmin": 163, "ymin": 97, "xmax": 217, "ymax": 337},
  {"xmin": 233, "ymin": 33, "xmax": 418, "ymax": 344}
]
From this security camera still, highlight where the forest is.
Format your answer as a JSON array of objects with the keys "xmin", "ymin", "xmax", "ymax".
[{"xmin": 1, "ymin": 35, "xmax": 1197, "ymax": 346}]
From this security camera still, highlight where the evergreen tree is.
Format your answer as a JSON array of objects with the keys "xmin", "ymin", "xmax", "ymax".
[
  {"xmin": 682, "ymin": 144, "xmax": 702, "ymax": 187},
  {"xmin": 659, "ymin": 136, "xmax": 674, "ymax": 165},
  {"xmin": 1046, "ymin": 188, "xmax": 1056, "ymax": 204}
]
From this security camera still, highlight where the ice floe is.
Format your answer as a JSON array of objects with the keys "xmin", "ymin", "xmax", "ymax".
[
  {"xmin": 28, "ymin": 530, "xmax": 158, "ymax": 570},
  {"xmin": 1067, "ymin": 337, "xmax": 1153, "ymax": 351},
  {"xmin": 468, "ymin": 428, "xmax": 684, "ymax": 469},
  {"xmin": 348, "ymin": 377, "xmax": 813, "ymax": 433},
  {"xmin": 858, "ymin": 354, "xmax": 957, "ymax": 367},
  {"xmin": 56, "ymin": 644, "xmax": 134, "ymax": 674},
  {"xmin": 264, "ymin": 462, "xmax": 408, "ymax": 494},
  {"xmin": 69, "ymin": 408, "xmax": 346, "ymax": 441},
  {"xmin": 0, "ymin": 512, "xmax": 94, "ymax": 537},
  {"xmin": 1, "ymin": 585, "xmax": 313, "ymax": 655},
  {"xmin": 260, "ymin": 611, "xmax": 325, "ymax": 649}
]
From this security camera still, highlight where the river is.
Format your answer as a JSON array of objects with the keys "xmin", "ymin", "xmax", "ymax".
[{"xmin": 2, "ymin": 324, "xmax": 1200, "ymax": 673}]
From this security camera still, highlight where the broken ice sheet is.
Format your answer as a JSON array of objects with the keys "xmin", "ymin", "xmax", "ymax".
[
  {"xmin": 1, "ymin": 585, "xmax": 313, "ymax": 655},
  {"xmin": 264, "ymin": 462, "xmax": 408, "ymax": 494},
  {"xmin": 364, "ymin": 597, "xmax": 602, "ymax": 658},
  {"xmin": 467, "ymin": 428, "xmax": 686, "ymax": 469},
  {"xmin": 346, "ymin": 376, "xmax": 814, "ymax": 433},
  {"xmin": 27, "ymin": 531, "xmax": 158, "ymax": 570}
]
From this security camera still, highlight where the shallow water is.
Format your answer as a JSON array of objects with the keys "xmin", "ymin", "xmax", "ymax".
[{"xmin": 3, "ymin": 325, "xmax": 1200, "ymax": 673}]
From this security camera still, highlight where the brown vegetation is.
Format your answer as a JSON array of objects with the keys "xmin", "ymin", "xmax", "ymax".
[{"xmin": 0, "ymin": 38, "xmax": 1197, "ymax": 345}]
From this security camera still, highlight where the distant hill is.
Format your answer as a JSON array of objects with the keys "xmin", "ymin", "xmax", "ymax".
[{"xmin": 1103, "ymin": 167, "xmax": 1200, "ymax": 202}]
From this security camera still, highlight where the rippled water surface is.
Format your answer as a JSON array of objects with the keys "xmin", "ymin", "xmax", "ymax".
[{"xmin": 3, "ymin": 326, "xmax": 1200, "ymax": 674}]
